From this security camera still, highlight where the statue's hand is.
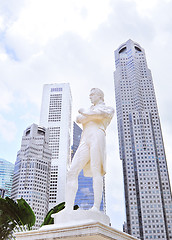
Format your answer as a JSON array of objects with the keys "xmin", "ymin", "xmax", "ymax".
[{"xmin": 78, "ymin": 108, "xmax": 85, "ymax": 114}]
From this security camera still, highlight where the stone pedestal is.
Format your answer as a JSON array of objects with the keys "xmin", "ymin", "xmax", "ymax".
[
  {"xmin": 15, "ymin": 209, "xmax": 139, "ymax": 240},
  {"xmin": 51, "ymin": 209, "xmax": 110, "ymax": 227},
  {"xmin": 15, "ymin": 221, "xmax": 139, "ymax": 240}
]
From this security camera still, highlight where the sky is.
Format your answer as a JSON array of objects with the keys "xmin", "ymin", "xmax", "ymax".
[{"xmin": 0, "ymin": 0, "xmax": 172, "ymax": 231}]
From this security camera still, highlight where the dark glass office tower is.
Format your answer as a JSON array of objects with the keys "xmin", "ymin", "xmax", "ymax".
[
  {"xmin": 0, "ymin": 158, "xmax": 14, "ymax": 197},
  {"xmin": 114, "ymin": 39, "xmax": 172, "ymax": 240}
]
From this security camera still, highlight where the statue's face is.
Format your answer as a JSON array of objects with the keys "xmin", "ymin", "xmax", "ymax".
[{"xmin": 89, "ymin": 90, "xmax": 100, "ymax": 105}]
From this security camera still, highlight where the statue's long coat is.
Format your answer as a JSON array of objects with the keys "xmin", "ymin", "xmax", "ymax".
[{"xmin": 78, "ymin": 102, "xmax": 114, "ymax": 177}]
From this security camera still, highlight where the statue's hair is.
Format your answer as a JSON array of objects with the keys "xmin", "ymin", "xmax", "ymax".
[{"xmin": 90, "ymin": 88, "xmax": 104, "ymax": 101}]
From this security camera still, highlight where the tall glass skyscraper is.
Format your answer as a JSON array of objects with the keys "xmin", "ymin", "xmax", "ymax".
[
  {"xmin": 39, "ymin": 83, "xmax": 72, "ymax": 209},
  {"xmin": 72, "ymin": 122, "xmax": 105, "ymax": 212},
  {"xmin": 0, "ymin": 158, "xmax": 14, "ymax": 197},
  {"xmin": 114, "ymin": 39, "xmax": 172, "ymax": 240},
  {"xmin": 11, "ymin": 124, "xmax": 51, "ymax": 228}
]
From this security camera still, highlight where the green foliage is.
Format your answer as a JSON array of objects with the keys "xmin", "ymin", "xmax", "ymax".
[
  {"xmin": 41, "ymin": 202, "xmax": 79, "ymax": 226},
  {"xmin": 0, "ymin": 208, "xmax": 16, "ymax": 240},
  {"xmin": 16, "ymin": 198, "xmax": 35, "ymax": 229},
  {"xmin": 0, "ymin": 197, "xmax": 36, "ymax": 240},
  {"xmin": 0, "ymin": 197, "xmax": 79, "ymax": 240},
  {"xmin": 41, "ymin": 202, "xmax": 65, "ymax": 226}
]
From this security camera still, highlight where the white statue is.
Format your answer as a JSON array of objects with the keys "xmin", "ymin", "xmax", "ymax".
[{"xmin": 65, "ymin": 88, "xmax": 114, "ymax": 212}]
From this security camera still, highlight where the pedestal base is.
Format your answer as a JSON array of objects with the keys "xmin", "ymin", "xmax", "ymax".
[
  {"xmin": 51, "ymin": 209, "xmax": 110, "ymax": 227},
  {"xmin": 15, "ymin": 221, "xmax": 139, "ymax": 240}
]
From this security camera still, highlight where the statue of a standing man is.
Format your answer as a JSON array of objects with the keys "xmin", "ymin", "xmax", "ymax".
[{"xmin": 65, "ymin": 88, "xmax": 114, "ymax": 212}]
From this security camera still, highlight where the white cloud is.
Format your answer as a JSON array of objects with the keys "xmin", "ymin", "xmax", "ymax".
[
  {"xmin": 0, "ymin": 15, "xmax": 5, "ymax": 31},
  {"xmin": 125, "ymin": 0, "xmax": 169, "ymax": 18},
  {"xmin": 0, "ymin": 114, "xmax": 16, "ymax": 142},
  {"xmin": 0, "ymin": 81, "xmax": 14, "ymax": 111},
  {"xmin": 20, "ymin": 112, "xmax": 39, "ymax": 123},
  {"xmin": 5, "ymin": 0, "xmax": 112, "ymax": 52}
]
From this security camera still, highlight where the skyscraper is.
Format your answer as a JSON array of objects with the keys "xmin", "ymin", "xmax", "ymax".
[
  {"xmin": 114, "ymin": 39, "xmax": 172, "ymax": 240},
  {"xmin": 0, "ymin": 188, "xmax": 5, "ymax": 198},
  {"xmin": 72, "ymin": 122, "xmax": 105, "ymax": 212},
  {"xmin": 0, "ymin": 158, "xmax": 14, "ymax": 197},
  {"xmin": 71, "ymin": 122, "xmax": 82, "ymax": 160},
  {"xmin": 11, "ymin": 124, "xmax": 51, "ymax": 228},
  {"xmin": 39, "ymin": 83, "xmax": 72, "ymax": 209}
]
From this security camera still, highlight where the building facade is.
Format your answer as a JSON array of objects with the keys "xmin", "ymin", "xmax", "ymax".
[
  {"xmin": 0, "ymin": 188, "xmax": 5, "ymax": 198},
  {"xmin": 72, "ymin": 122, "xmax": 105, "ymax": 212},
  {"xmin": 39, "ymin": 83, "xmax": 72, "ymax": 209},
  {"xmin": 11, "ymin": 124, "xmax": 51, "ymax": 228},
  {"xmin": 0, "ymin": 158, "xmax": 14, "ymax": 197},
  {"xmin": 114, "ymin": 39, "xmax": 172, "ymax": 240}
]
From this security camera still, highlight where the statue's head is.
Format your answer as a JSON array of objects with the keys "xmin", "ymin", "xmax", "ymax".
[{"xmin": 90, "ymin": 88, "xmax": 104, "ymax": 105}]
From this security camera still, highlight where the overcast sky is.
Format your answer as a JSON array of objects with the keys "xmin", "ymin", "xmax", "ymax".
[{"xmin": 0, "ymin": 0, "xmax": 172, "ymax": 230}]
